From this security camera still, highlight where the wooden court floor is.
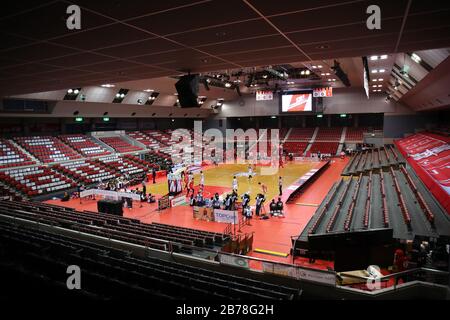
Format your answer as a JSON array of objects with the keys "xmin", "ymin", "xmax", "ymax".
[{"xmin": 145, "ymin": 162, "xmax": 316, "ymax": 205}]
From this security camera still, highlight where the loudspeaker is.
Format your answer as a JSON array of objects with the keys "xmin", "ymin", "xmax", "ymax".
[
  {"xmin": 97, "ymin": 199, "xmax": 123, "ymax": 216},
  {"xmin": 175, "ymin": 75, "xmax": 199, "ymax": 108}
]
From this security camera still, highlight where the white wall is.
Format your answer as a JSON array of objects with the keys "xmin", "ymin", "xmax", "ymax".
[{"xmin": 216, "ymin": 88, "xmax": 415, "ymax": 118}]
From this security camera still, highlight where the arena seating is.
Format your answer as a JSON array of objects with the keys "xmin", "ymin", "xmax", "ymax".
[
  {"xmin": 0, "ymin": 210, "xmax": 299, "ymax": 300},
  {"xmin": 285, "ymin": 128, "xmax": 315, "ymax": 141},
  {"xmin": 144, "ymin": 130, "xmax": 174, "ymax": 148},
  {"xmin": 300, "ymin": 162, "xmax": 450, "ymax": 254},
  {"xmin": 123, "ymin": 154, "xmax": 159, "ymax": 170},
  {"xmin": 59, "ymin": 134, "xmax": 111, "ymax": 157},
  {"xmin": 0, "ymin": 200, "xmax": 230, "ymax": 251},
  {"xmin": 0, "ymin": 138, "xmax": 35, "ymax": 169},
  {"xmin": 52, "ymin": 160, "xmax": 120, "ymax": 185},
  {"xmin": 143, "ymin": 151, "xmax": 173, "ymax": 170},
  {"xmin": 126, "ymin": 131, "xmax": 162, "ymax": 150},
  {"xmin": 283, "ymin": 141, "xmax": 309, "ymax": 155},
  {"xmin": 99, "ymin": 136, "xmax": 143, "ymax": 153},
  {"xmin": 314, "ymin": 127, "xmax": 343, "ymax": 141},
  {"xmin": 0, "ymin": 166, "xmax": 76, "ymax": 197},
  {"xmin": 98, "ymin": 155, "xmax": 148, "ymax": 176},
  {"xmin": 14, "ymin": 136, "xmax": 82, "ymax": 163},
  {"xmin": 343, "ymin": 146, "xmax": 404, "ymax": 175},
  {"xmin": 308, "ymin": 142, "xmax": 339, "ymax": 156},
  {"xmin": 395, "ymin": 132, "xmax": 450, "ymax": 213},
  {"xmin": 345, "ymin": 127, "xmax": 365, "ymax": 142}
]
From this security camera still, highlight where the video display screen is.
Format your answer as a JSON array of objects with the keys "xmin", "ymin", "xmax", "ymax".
[{"xmin": 281, "ymin": 92, "xmax": 313, "ymax": 112}]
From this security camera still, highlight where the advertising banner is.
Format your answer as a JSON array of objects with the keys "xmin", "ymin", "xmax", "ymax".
[
  {"xmin": 214, "ymin": 209, "xmax": 238, "ymax": 224},
  {"xmin": 193, "ymin": 206, "xmax": 214, "ymax": 221},
  {"xmin": 219, "ymin": 254, "xmax": 249, "ymax": 269}
]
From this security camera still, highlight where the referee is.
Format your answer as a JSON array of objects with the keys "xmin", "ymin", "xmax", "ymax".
[{"xmin": 278, "ymin": 176, "xmax": 283, "ymax": 196}]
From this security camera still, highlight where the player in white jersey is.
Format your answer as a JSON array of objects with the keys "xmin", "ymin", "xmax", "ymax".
[{"xmin": 232, "ymin": 176, "xmax": 238, "ymax": 192}]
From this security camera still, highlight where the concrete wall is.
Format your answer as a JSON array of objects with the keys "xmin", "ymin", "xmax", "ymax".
[{"xmin": 216, "ymin": 88, "xmax": 414, "ymax": 118}]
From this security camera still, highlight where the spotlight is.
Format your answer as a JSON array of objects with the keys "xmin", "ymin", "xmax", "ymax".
[{"xmin": 411, "ymin": 53, "xmax": 421, "ymax": 63}]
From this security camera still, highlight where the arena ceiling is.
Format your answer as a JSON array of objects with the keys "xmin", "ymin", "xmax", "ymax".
[{"xmin": 0, "ymin": 0, "xmax": 450, "ymax": 96}]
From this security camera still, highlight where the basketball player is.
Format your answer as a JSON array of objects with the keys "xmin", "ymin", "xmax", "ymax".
[
  {"xmin": 232, "ymin": 176, "xmax": 238, "ymax": 192},
  {"xmin": 247, "ymin": 165, "xmax": 253, "ymax": 183},
  {"xmin": 199, "ymin": 171, "xmax": 205, "ymax": 188},
  {"xmin": 258, "ymin": 182, "xmax": 268, "ymax": 195},
  {"xmin": 278, "ymin": 176, "xmax": 283, "ymax": 196}
]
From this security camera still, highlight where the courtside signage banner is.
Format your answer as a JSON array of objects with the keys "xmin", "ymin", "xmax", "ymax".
[
  {"xmin": 193, "ymin": 206, "xmax": 214, "ymax": 221},
  {"xmin": 219, "ymin": 254, "xmax": 249, "ymax": 269},
  {"xmin": 281, "ymin": 93, "xmax": 312, "ymax": 112},
  {"xmin": 214, "ymin": 209, "xmax": 238, "ymax": 224},
  {"xmin": 313, "ymin": 87, "xmax": 333, "ymax": 97},
  {"xmin": 171, "ymin": 195, "xmax": 187, "ymax": 207},
  {"xmin": 256, "ymin": 90, "xmax": 273, "ymax": 101},
  {"xmin": 294, "ymin": 268, "xmax": 336, "ymax": 286}
]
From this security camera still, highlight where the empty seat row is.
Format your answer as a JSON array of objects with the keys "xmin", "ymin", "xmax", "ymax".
[
  {"xmin": 59, "ymin": 134, "xmax": 111, "ymax": 157},
  {"xmin": 14, "ymin": 136, "xmax": 81, "ymax": 163},
  {"xmin": 315, "ymin": 127, "xmax": 343, "ymax": 141},
  {"xmin": 100, "ymin": 136, "xmax": 143, "ymax": 153},
  {"xmin": 0, "ymin": 138, "xmax": 35, "ymax": 169},
  {"xmin": 52, "ymin": 159, "xmax": 120, "ymax": 184},
  {"xmin": 0, "ymin": 217, "xmax": 298, "ymax": 300},
  {"xmin": 0, "ymin": 166, "xmax": 76, "ymax": 196},
  {"xmin": 308, "ymin": 142, "xmax": 339, "ymax": 156}
]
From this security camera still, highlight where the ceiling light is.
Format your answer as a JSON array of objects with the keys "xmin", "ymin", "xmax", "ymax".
[
  {"xmin": 101, "ymin": 84, "xmax": 115, "ymax": 88},
  {"xmin": 262, "ymin": 74, "xmax": 268, "ymax": 79},
  {"xmin": 115, "ymin": 93, "xmax": 120, "ymax": 98},
  {"xmin": 305, "ymin": 70, "xmax": 311, "ymax": 75},
  {"xmin": 370, "ymin": 55, "xmax": 378, "ymax": 60},
  {"xmin": 378, "ymin": 78, "xmax": 383, "ymax": 81},
  {"xmin": 317, "ymin": 65, "xmax": 323, "ymax": 68},
  {"xmin": 67, "ymin": 89, "xmax": 73, "ymax": 94},
  {"xmin": 372, "ymin": 70, "xmax": 378, "ymax": 73},
  {"xmin": 373, "ymin": 79, "xmax": 378, "ymax": 82},
  {"xmin": 380, "ymin": 55, "xmax": 388, "ymax": 59},
  {"xmin": 73, "ymin": 89, "xmax": 79, "ymax": 94},
  {"xmin": 378, "ymin": 85, "xmax": 382, "ymax": 87},
  {"xmin": 325, "ymin": 73, "xmax": 330, "ymax": 76},
  {"xmin": 144, "ymin": 89, "xmax": 154, "ymax": 92},
  {"xmin": 320, "ymin": 73, "xmax": 325, "ymax": 76},
  {"xmin": 271, "ymin": 116, "xmax": 277, "ymax": 119},
  {"xmin": 311, "ymin": 65, "xmax": 317, "ymax": 69},
  {"xmin": 379, "ymin": 69, "xmax": 385, "ymax": 73},
  {"xmin": 411, "ymin": 53, "xmax": 421, "ymax": 63},
  {"xmin": 300, "ymin": 70, "xmax": 305, "ymax": 75},
  {"xmin": 372, "ymin": 85, "xmax": 377, "ymax": 87}
]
